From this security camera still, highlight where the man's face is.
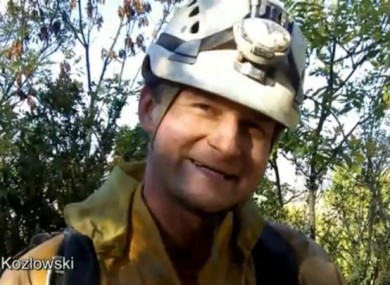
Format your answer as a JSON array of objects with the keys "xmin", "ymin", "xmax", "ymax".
[{"xmin": 139, "ymin": 86, "xmax": 277, "ymax": 213}]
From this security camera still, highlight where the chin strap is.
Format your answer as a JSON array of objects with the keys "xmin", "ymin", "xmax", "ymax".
[
  {"xmin": 141, "ymin": 55, "xmax": 183, "ymax": 151},
  {"xmin": 149, "ymin": 83, "xmax": 182, "ymax": 151}
]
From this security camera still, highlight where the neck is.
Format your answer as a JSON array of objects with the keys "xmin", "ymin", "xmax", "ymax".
[{"xmin": 142, "ymin": 162, "xmax": 225, "ymax": 266}]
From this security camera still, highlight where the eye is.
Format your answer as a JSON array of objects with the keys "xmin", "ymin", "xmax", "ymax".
[
  {"xmin": 243, "ymin": 120, "xmax": 259, "ymax": 129},
  {"xmin": 242, "ymin": 120, "xmax": 266, "ymax": 134},
  {"xmin": 193, "ymin": 103, "xmax": 212, "ymax": 112}
]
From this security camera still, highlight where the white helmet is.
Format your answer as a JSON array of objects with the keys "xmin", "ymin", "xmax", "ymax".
[{"xmin": 142, "ymin": 0, "xmax": 306, "ymax": 130}]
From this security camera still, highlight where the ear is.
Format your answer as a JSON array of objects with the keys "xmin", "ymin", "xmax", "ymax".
[{"xmin": 138, "ymin": 86, "xmax": 159, "ymax": 133}]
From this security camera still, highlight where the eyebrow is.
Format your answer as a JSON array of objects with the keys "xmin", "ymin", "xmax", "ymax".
[{"xmin": 186, "ymin": 88, "xmax": 275, "ymax": 123}]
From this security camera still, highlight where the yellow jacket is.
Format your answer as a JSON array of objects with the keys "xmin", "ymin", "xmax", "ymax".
[{"xmin": 0, "ymin": 161, "xmax": 346, "ymax": 285}]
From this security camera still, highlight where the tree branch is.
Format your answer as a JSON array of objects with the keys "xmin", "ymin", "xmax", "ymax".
[
  {"xmin": 96, "ymin": 18, "xmax": 124, "ymax": 93},
  {"xmin": 269, "ymin": 151, "xmax": 283, "ymax": 207},
  {"xmin": 77, "ymin": 0, "xmax": 87, "ymax": 46}
]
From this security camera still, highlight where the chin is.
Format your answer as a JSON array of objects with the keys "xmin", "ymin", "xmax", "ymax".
[{"xmin": 178, "ymin": 193, "xmax": 237, "ymax": 214}]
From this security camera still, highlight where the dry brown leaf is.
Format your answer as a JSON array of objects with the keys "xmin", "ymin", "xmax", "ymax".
[
  {"xmin": 134, "ymin": 0, "xmax": 143, "ymax": 13},
  {"xmin": 70, "ymin": 0, "xmax": 76, "ymax": 9},
  {"xmin": 12, "ymin": 40, "xmax": 23, "ymax": 58},
  {"xmin": 118, "ymin": 6, "xmax": 124, "ymax": 18},
  {"xmin": 108, "ymin": 50, "xmax": 117, "ymax": 59},
  {"xmin": 125, "ymin": 36, "xmax": 133, "ymax": 48}
]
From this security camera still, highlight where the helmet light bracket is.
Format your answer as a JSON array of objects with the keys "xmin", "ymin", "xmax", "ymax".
[
  {"xmin": 231, "ymin": 0, "xmax": 299, "ymax": 93},
  {"xmin": 234, "ymin": 52, "xmax": 275, "ymax": 86}
]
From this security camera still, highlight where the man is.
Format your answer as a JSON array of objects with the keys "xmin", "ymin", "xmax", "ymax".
[{"xmin": 0, "ymin": 0, "xmax": 346, "ymax": 284}]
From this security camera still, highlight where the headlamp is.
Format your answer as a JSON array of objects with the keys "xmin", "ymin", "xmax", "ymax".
[{"xmin": 233, "ymin": 0, "xmax": 294, "ymax": 85}]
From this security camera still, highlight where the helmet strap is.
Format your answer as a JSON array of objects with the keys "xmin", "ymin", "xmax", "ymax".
[{"xmin": 149, "ymin": 83, "xmax": 182, "ymax": 151}]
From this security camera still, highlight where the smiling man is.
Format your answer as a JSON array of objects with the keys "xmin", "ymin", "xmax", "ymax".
[{"xmin": 0, "ymin": 0, "xmax": 346, "ymax": 285}]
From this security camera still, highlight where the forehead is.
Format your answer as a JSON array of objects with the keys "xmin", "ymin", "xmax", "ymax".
[{"xmin": 177, "ymin": 86, "xmax": 275, "ymax": 122}]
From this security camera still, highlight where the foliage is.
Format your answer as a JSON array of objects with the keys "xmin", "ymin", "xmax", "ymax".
[
  {"xmin": 0, "ymin": 0, "xmax": 390, "ymax": 283},
  {"xmin": 2, "ymin": 77, "xmax": 92, "ymax": 254},
  {"xmin": 0, "ymin": 0, "xmax": 177, "ymax": 256},
  {"xmin": 315, "ymin": 112, "xmax": 390, "ymax": 284},
  {"xmin": 255, "ymin": 177, "xmax": 308, "ymax": 232},
  {"xmin": 273, "ymin": 0, "xmax": 390, "ymax": 240},
  {"xmin": 0, "ymin": 0, "xmax": 74, "ymax": 104},
  {"xmin": 112, "ymin": 124, "xmax": 149, "ymax": 164}
]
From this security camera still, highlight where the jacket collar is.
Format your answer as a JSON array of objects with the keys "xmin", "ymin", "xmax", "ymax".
[{"xmin": 63, "ymin": 161, "xmax": 265, "ymax": 258}]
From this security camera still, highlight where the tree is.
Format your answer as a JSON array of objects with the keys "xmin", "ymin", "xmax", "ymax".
[
  {"xmin": 271, "ymin": 0, "xmax": 390, "ymax": 240},
  {"xmin": 0, "ymin": 0, "xmax": 177, "ymax": 256},
  {"xmin": 319, "ymin": 138, "xmax": 390, "ymax": 284},
  {"xmin": 0, "ymin": 0, "xmax": 67, "ymax": 97}
]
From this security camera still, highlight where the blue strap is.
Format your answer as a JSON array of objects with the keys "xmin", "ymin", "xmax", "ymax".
[
  {"xmin": 50, "ymin": 228, "xmax": 100, "ymax": 285},
  {"xmin": 251, "ymin": 222, "xmax": 300, "ymax": 285}
]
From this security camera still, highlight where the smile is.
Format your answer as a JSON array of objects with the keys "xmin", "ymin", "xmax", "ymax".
[{"xmin": 189, "ymin": 159, "xmax": 238, "ymax": 181}]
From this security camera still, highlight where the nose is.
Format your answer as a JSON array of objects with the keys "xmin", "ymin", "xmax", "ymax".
[{"xmin": 206, "ymin": 116, "xmax": 242, "ymax": 157}]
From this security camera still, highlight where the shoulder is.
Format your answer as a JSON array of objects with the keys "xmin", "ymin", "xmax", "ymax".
[
  {"xmin": 0, "ymin": 233, "xmax": 65, "ymax": 285},
  {"xmin": 269, "ymin": 222, "xmax": 346, "ymax": 285}
]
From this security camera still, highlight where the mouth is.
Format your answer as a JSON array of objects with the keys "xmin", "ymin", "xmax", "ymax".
[{"xmin": 189, "ymin": 158, "xmax": 238, "ymax": 181}]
